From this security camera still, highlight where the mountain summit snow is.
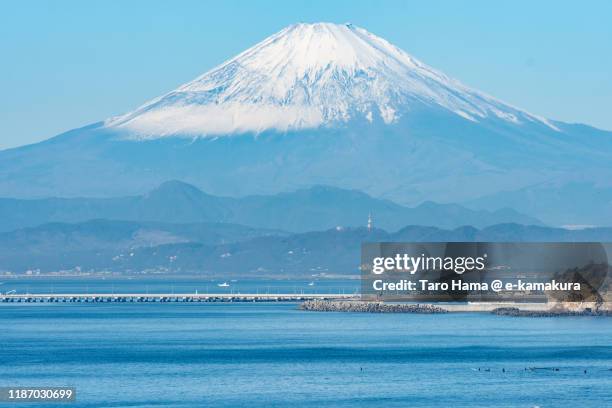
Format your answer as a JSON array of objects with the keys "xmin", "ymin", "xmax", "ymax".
[{"xmin": 107, "ymin": 22, "xmax": 556, "ymax": 137}]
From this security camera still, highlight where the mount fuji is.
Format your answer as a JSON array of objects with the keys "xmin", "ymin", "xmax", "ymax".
[
  {"xmin": 107, "ymin": 22, "xmax": 558, "ymax": 136},
  {"xmin": 1, "ymin": 23, "xmax": 611, "ymax": 226}
]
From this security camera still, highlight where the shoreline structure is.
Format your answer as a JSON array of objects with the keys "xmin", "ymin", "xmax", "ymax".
[
  {"xmin": 1, "ymin": 293, "xmax": 610, "ymax": 316},
  {"xmin": 300, "ymin": 299, "xmax": 612, "ymax": 316}
]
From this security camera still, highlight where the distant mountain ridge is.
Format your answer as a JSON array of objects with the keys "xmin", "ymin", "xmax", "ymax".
[
  {"xmin": 2, "ymin": 220, "xmax": 612, "ymax": 276},
  {"xmin": 0, "ymin": 180, "xmax": 540, "ymax": 233}
]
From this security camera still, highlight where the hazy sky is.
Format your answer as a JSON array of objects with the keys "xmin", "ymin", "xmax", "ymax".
[{"xmin": 1, "ymin": 0, "xmax": 611, "ymax": 149}]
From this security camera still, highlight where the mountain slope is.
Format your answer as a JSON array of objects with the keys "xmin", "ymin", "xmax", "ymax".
[
  {"xmin": 0, "ymin": 219, "xmax": 285, "ymax": 273},
  {"xmin": 3, "ymin": 221, "xmax": 612, "ymax": 276},
  {"xmin": 1, "ymin": 23, "xmax": 611, "ymax": 226}
]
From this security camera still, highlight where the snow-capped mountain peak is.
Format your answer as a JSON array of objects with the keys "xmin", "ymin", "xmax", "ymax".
[{"xmin": 106, "ymin": 22, "xmax": 557, "ymax": 138}]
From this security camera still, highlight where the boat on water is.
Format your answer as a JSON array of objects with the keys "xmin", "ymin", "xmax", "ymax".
[
  {"xmin": 217, "ymin": 282, "xmax": 230, "ymax": 288},
  {"xmin": 308, "ymin": 282, "xmax": 315, "ymax": 286}
]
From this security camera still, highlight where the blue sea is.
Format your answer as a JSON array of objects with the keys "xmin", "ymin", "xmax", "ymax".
[{"xmin": 1, "ymin": 300, "xmax": 611, "ymax": 407}]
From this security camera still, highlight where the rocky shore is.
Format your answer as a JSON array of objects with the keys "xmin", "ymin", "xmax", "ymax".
[
  {"xmin": 492, "ymin": 307, "xmax": 612, "ymax": 317},
  {"xmin": 300, "ymin": 300, "xmax": 448, "ymax": 313},
  {"xmin": 300, "ymin": 300, "xmax": 612, "ymax": 316}
]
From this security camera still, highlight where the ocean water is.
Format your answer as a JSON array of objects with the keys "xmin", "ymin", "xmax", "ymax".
[{"xmin": 1, "ymin": 303, "xmax": 611, "ymax": 407}]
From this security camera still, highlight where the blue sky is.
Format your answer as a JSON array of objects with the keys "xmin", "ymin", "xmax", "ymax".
[{"xmin": 1, "ymin": 0, "xmax": 611, "ymax": 149}]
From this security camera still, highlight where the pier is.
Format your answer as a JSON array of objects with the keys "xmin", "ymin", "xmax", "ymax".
[{"xmin": 0, "ymin": 293, "xmax": 357, "ymax": 303}]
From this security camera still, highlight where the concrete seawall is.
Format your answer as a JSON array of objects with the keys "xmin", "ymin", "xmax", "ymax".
[
  {"xmin": 300, "ymin": 300, "xmax": 611, "ymax": 315},
  {"xmin": 492, "ymin": 307, "xmax": 612, "ymax": 317},
  {"xmin": 0, "ymin": 293, "xmax": 357, "ymax": 303},
  {"xmin": 300, "ymin": 300, "xmax": 447, "ymax": 313}
]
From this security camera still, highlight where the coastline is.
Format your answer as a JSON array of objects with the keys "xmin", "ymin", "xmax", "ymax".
[
  {"xmin": 300, "ymin": 299, "xmax": 612, "ymax": 316},
  {"xmin": 300, "ymin": 299, "xmax": 447, "ymax": 313}
]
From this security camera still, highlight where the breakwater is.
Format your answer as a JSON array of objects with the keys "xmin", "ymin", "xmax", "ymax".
[
  {"xmin": 0, "ymin": 293, "xmax": 356, "ymax": 303},
  {"xmin": 300, "ymin": 299, "xmax": 448, "ymax": 313},
  {"xmin": 300, "ymin": 300, "xmax": 612, "ymax": 315},
  {"xmin": 492, "ymin": 307, "xmax": 612, "ymax": 317}
]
